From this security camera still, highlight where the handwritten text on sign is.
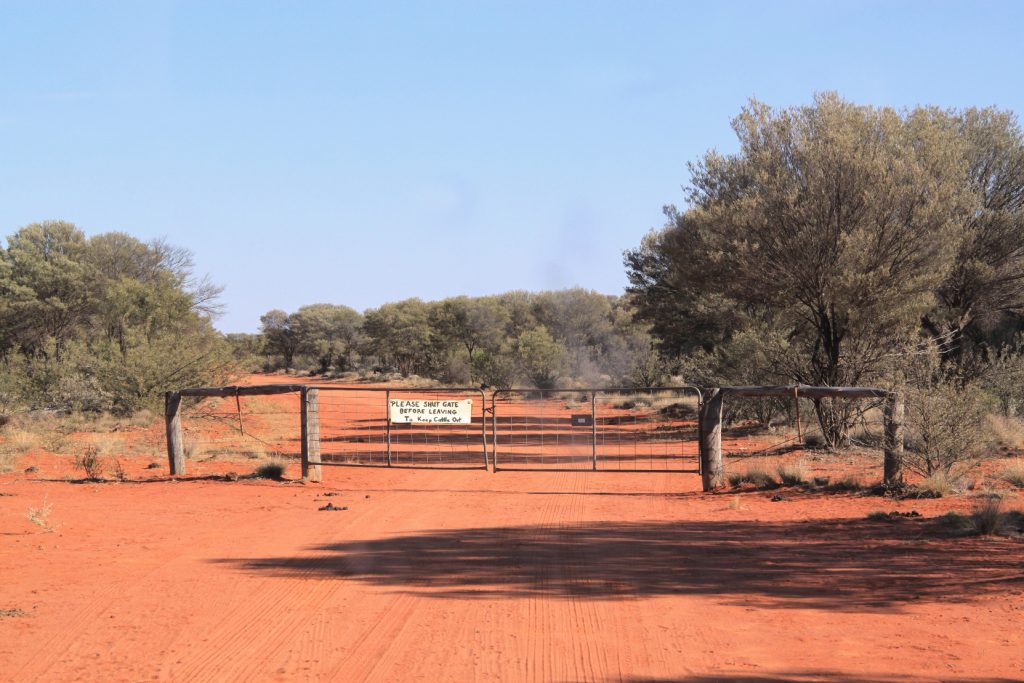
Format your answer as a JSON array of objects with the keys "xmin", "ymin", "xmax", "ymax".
[{"xmin": 388, "ymin": 398, "xmax": 473, "ymax": 424}]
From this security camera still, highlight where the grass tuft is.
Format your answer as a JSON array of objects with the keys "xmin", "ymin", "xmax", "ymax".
[
  {"xmin": 826, "ymin": 475, "xmax": 863, "ymax": 493},
  {"xmin": 912, "ymin": 471, "xmax": 956, "ymax": 498},
  {"xmin": 728, "ymin": 465, "xmax": 779, "ymax": 490},
  {"xmin": 776, "ymin": 461, "xmax": 807, "ymax": 486},
  {"xmin": 1000, "ymin": 460, "xmax": 1024, "ymax": 489},
  {"xmin": 972, "ymin": 496, "xmax": 1004, "ymax": 535}
]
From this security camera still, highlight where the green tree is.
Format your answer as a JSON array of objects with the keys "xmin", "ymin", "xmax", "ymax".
[
  {"xmin": 362, "ymin": 299, "xmax": 434, "ymax": 376},
  {"xmin": 927, "ymin": 108, "xmax": 1024, "ymax": 368},
  {"xmin": 515, "ymin": 326, "xmax": 567, "ymax": 389},
  {"xmin": 0, "ymin": 221, "xmax": 97, "ymax": 357},
  {"xmin": 0, "ymin": 222, "xmax": 232, "ymax": 414},
  {"xmin": 291, "ymin": 303, "xmax": 362, "ymax": 373},
  {"xmin": 260, "ymin": 309, "xmax": 298, "ymax": 370},
  {"xmin": 627, "ymin": 94, "xmax": 973, "ymax": 446}
]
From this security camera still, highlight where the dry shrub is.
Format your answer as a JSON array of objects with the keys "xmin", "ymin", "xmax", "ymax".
[
  {"xmin": 1000, "ymin": 460, "xmax": 1024, "ymax": 488},
  {"xmin": 74, "ymin": 446, "xmax": 104, "ymax": 480},
  {"xmin": 26, "ymin": 495, "xmax": 57, "ymax": 532},
  {"xmin": 110, "ymin": 458, "xmax": 127, "ymax": 482},
  {"xmin": 903, "ymin": 348, "xmax": 993, "ymax": 480}
]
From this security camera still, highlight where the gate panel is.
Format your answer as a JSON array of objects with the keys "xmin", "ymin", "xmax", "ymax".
[
  {"xmin": 491, "ymin": 387, "xmax": 701, "ymax": 472},
  {"xmin": 491, "ymin": 390, "xmax": 597, "ymax": 470},
  {"xmin": 317, "ymin": 387, "xmax": 488, "ymax": 469}
]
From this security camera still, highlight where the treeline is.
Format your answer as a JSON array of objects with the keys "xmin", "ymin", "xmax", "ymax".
[
  {"xmin": 245, "ymin": 290, "xmax": 666, "ymax": 389},
  {"xmin": 0, "ymin": 221, "xmax": 233, "ymax": 415}
]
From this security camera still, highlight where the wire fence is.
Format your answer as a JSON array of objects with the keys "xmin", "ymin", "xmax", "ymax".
[
  {"xmin": 721, "ymin": 395, "xmax": 888, "ymax": 483},
  {"xmin": 179, "ymin": 391, "xmax": 302, "ymax": 463},
  {"xmin": 491, "ymin": 388, "xmax": 701, "ymax": 471}
]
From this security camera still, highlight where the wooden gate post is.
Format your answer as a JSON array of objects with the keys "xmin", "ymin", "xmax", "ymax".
[
  {"xmin": 699, "ymin": 388, "xmax": 725, "ymax": 491},
  {"xmin": 301, "ymin": 387, "xmax": 322, "ymax": 482},
  {"xmin": 883, "ymin": 392, "xmax": 904, "ymax": 489},
  {"xmin": 165, "ymin": 391, "xmax": 185, "ymax": 476}
]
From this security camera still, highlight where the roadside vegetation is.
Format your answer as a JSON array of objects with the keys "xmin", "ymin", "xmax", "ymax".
[{"xmin": 3, "ymin": 94, "xmax": 1024, "ymax": 490}]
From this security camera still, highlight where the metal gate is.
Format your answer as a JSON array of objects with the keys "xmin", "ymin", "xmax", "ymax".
[
  {"xmin": 490, "ymin": 387, "xmax": 702, "ymax": 472},
  {"xmin": 316, "ymin": 387, "xmax": 488, "ymax": 469}
]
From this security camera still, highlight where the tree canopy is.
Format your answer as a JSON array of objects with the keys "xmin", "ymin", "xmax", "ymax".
[
  {"xmin": 0, "ymin": 221, "xmax": 232, "ymax": 414},
  {"xmin": 626, "ymin": 94, "xmax": 1024, "ymax": 443}
]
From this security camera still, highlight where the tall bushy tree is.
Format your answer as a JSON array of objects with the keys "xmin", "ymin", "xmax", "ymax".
[
  {"xmin": 291, "ymin": 304, "xmax": 362, "ymax": 373},
  {"xmin": 928, "ymin": 108, "xmax": 1024, "ymax": 366},
  {"xmin": 362, "ymin": 299, "xmax": 434, "ymax": 377},
  {"xmin": 0, "ymin": 222, "xmax": 232, "ymax": 413},
  {"xmin": 627, "ymin": 94, "xmax": 977, "ymax": 445}
]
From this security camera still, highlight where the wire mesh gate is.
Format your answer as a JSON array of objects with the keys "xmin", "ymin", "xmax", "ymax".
[
  {"xmin": 316, "ymin": 387, "xmax": 488, "ymax": 469},
  {"xmin": 490, "ymin": 387, "xmax": 702, "ymax": 471}
]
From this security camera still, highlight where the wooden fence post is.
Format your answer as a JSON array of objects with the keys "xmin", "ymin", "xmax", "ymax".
[
  {"xmin": 165, "ymin": 391, "xmax": 185, "ymax": 476},
  {"xmin": 883, "ymin": 392, "xmax": 904, "ymax": 489},
  {"xmin": 301, "ymin": 387, "xmax": 322, "ymax": 482},
  {"xmin": 699, "ymin": 388, "xmax": 725, "ymax": 491}
]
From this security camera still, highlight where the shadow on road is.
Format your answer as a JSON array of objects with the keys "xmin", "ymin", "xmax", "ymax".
[{"xmin": 213, "ymin": 516, "xmax": 1023, "ymax": 612}]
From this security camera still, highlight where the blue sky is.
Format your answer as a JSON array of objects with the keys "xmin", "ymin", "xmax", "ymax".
[{"xmin": 2, "ymin": 1, "xmax": 1022, "ymax": 332}]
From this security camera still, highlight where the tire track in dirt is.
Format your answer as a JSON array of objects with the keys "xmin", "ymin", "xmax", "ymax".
[
  {"xmin": 164, "ymin": 498, "xmax": 388, "ymax": 681},
  {"xmin": 8, "ymin": 549, "xmax": 181, "ymax": 682},
  {"xmin": 521, "ymin": 468, "xmax": 601, "ymax": 682}
]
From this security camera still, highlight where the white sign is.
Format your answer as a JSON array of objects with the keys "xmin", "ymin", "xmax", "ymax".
[{"xmin": 388, "ymin": 398, "xmax": 473, "ymax": 424}]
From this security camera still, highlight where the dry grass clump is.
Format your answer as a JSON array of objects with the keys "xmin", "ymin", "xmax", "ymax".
[
  {"xmin": 1000, "ymin": 460, "xmax": 1024, "ymax": 488},
  {"xmin": 911, "ymin": 471, "xmax": 957, "ymax": 498},
  {"xmin": 127, "ymin": 409, "xmax": 155, "ymax": 427},
  {"xmin": 1, "ymin": 426, "xmax": 39, "ymax": 472},
  {"xmin": 89, "ymin": 434, "xmax": 124, "ymax": 457},
  {"xmin": 972, "ymin": 496, "xmax": 1005, "ymax": 535},
  {"xmin": 825, "ymin": 475, "xmax": 863, "ymax": 493},
  {"xmin": 776, "ymin": 461, "xmax": 807, "ymax": 486},
  {"xmin": 940, "ymin": 495, "xmax": 1024, "ymax": 537},
  {"xmin": 985, "ymin": 414, "xmax": 1024, "ymax": 450},
  {"xmin": 4, "ymin": 428, "xmax": 39, "ymax": 454},
  {"xmin": 727, "ymin": 464, "xmax": 779, "ymax": 490},
  {"xmin": 253, "ymin": 459, "xmax": 287, "ymax": 480}
]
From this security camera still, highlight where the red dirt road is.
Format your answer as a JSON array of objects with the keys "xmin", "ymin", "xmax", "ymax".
[{"xmin": 2, "ymin": 464, "xmax": 1023, "ymax": 682}]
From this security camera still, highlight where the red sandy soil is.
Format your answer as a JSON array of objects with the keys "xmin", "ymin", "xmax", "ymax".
[
  {"xmin": 2, "ymin": 459, "xmax": 1023, "ymax": 682},
  {"xmin": 2, "ymin": 375, "xmax": 1023, "ymax": 681}
]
